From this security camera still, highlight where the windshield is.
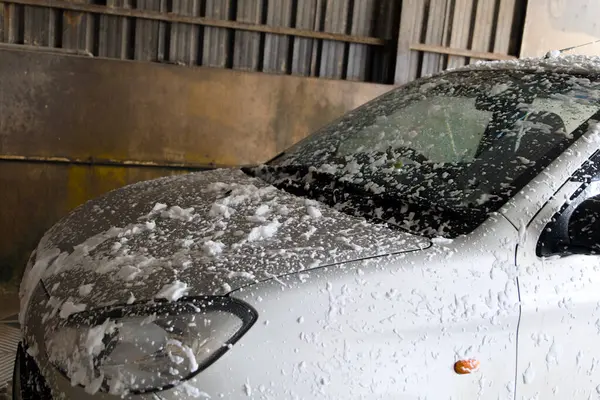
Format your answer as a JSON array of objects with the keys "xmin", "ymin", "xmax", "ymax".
[{"xmin": 251, "ymin": 70, "xmax": 600, "ymax": 238}]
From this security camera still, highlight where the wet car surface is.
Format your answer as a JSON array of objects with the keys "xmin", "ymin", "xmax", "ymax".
[{"xmin": 14, "ymin": 54, "xmax": 600, "ymax": 399}]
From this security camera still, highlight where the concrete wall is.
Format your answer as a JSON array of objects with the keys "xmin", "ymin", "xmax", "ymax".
[
  {"xmin": 520, "ymin": 0, "xmax": 600, "ymax": 57},
  {"xmin": 0, "ymin": 49, "xmax": 391, "ymax": 291}
]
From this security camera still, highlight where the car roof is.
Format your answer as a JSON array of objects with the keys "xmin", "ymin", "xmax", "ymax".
[{"xmin": 439, "ymin": 54, "xmax": 600, "ymax": 78}]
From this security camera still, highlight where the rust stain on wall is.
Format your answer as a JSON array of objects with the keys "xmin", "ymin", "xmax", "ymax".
[
  {"xmin": 0, "ymin": 48, "xmax": 391, "ymax": 289},
  {"xmin": 0, "ymin": 162, "xmax": 187, "ymax": 290},
  {"xmin": 0, "ymin": 48, "xmax": 390, "ymax": 166},
  {"xmin": 64, "ymin": 11, "xmax": 83, "ymax": 26}
]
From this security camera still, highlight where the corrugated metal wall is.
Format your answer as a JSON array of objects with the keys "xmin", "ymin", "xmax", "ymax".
[
  {"xmin": 0, "ymin": 0, "xmax": 402, "ymax": 83},
  {"xmin": 394, "ymin": 0, "xmax": 527, "ymax": 84}
]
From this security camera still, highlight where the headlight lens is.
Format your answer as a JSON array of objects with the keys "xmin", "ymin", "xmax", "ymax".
[{"xmin": 46, "ymin": 297, "xmax": 256, "ymax": 395}]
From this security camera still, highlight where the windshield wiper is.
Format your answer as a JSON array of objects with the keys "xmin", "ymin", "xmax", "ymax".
[{"xmin": 250, "ymin": 163, "xmax": 477, "ymax": 238}]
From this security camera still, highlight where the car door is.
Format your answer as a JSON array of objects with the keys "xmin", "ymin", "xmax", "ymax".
[{"xmin": 516, "ymin": 150, "xmax": 600, "ymax": 399}]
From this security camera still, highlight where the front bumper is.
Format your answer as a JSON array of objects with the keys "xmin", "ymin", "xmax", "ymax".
[{"xmin": 12, "ymin": 342, "xmax": 52, "ymax": 400}]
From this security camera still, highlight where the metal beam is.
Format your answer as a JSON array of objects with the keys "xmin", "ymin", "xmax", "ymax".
[
  {"xmin": 3, "ymin": 0, "xmax": 386, "ymax": 46},
  {"xmin": 409, "ymin": 43, "xmax": 518, "ymax": 61},
  {"xmin": 0, "ymin": 154, "xmax": 218, "ymax": 169},
  {"xmin": 0, "ymin": 42, "xmax": 93, "ymax": 56}
]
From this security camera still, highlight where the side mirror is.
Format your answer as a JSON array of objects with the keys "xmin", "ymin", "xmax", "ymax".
[{"xmin": 568, "ymin": 196, "xmax": 600, "ymax": 253}]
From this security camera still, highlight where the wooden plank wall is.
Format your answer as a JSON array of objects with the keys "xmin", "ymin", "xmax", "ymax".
[{"xmin": 395, "ymin": 0, "xmax": 526, "ymax": 85}]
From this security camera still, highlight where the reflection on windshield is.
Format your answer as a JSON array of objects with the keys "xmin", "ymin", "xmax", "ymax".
[
  {"xmin": 253, "ymin": 70, "xmax": 600, "ymax": 238},
  {"xmin": 337, "ymin": 97, "xmax": 492, "ymax": 164}
]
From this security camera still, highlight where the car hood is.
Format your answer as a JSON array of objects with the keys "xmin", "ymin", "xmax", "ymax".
[{"xmin": 23, "ymin": 169, "xmax": 430, "ymax": 314}]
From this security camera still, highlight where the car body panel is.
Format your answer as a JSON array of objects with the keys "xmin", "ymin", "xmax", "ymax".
[
  {"xmin": 16, "ymin": 56, "xmax": 600, "ymax": 399},
  {"xmin": 515, "ymin": 172, "xmax": 600, "ymax": 398},
  {"xmin": 23, "ymin": 215, "xmax": 520, "ymax": 399},
  {"xmin": 205, "ymin": 215, "xmax": 520, "ymax": 400},
  {"xmin": 20, "ymin": 169, "xmax": 429, "ymax": 321}
]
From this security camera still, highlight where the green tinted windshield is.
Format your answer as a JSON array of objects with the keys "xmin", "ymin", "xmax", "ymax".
[
  {"xmin": 258, "ymin": 69, "xmax": 600, "ymax": 238},
  {"xmin": 336, "ymin": 96, "xmax": 492, "ymax": 163}
]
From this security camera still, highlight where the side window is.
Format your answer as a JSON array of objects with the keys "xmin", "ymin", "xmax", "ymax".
[{"xmin": 537, "ymin": 151, "xmax": 600, "ymax": 257}]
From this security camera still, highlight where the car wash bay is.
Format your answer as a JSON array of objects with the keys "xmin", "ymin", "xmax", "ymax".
[{"xmin": 0, "ymin": 0, "xmax": 540, "ymax": 395}]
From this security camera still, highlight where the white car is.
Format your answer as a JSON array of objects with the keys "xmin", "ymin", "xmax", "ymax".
[{"xmin": 13, "ymin": 54, "xmax": 600, "ymax": 399}]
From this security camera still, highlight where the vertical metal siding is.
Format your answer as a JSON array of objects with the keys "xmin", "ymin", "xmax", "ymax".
[
  {"xmin": 0, "ymin": 0, "xmax": 527, "ymax": 84},
  {"xmin": 370, "ymin": 0, "xmax": 400, "ymax": 83},
  {"xmin": 263, "ymin": 0, "xmax": 292, "ymax": 74},
  {"xmin": 233, "ymin": 0, "xmax": 263, "ymax": 71},
  {"xmin": 98, "ymin": 0, "xmax": 132, "ymax": 59},
  {"xmin": 447, "ymin": 0, "xmax": 474, "ymax": 68},
  {"xmin": 421, "ymin": 0, "xmax": 448, "ymax": 75},
  {"xmin": 291, "ymin": 0, "xmax": 322, "ymax": 77},
  {"xmin": 494, "ymin": 0, "xmax": 516, "ymax": 54},
  {"xmin": 346, "ymin": 0, "xmax": 374, "ymax": 81},
  {"xmin": 0, "ymin": 4, "xmax": 5, "ymax": 41},
  {"xmin": 202, "ymin": 0, "xmax": 231, "ymax": 68},
  {"xmin": 396, "ymin": 0, "xmax": 523, "ymax": 83},
  {"xmin": 23, "ymin": 6, "xmax": 56, "ymax": 47},
  {"xmin": 1, "ymin": 3, "xmax": 23, "ymax": 43},
  {"xmin": 469, "ymin": 0, "xmax": 495, "ymax": 64},
  {"xmin": 62, "ymin": 0, "xmax": 94, "ymax": 53},
  {"xmin": 134, "ymin": 0, "xmax": 166, "ymax": 61},
  {"xmin": 394, "ymin": 0, "xmax": 427, "ymax": 85},
  {"xmin": 169, "ymin": 0, "xmax": 201, "ymax": 66},
  {"xmin": 319, "ymin": 0, "xmax": 348, "ymax": 79}
]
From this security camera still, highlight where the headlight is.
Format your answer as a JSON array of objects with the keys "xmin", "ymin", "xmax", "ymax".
[{"xmin": 46, "ymin": 297, "xmax": 256, "ymax": 395}]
